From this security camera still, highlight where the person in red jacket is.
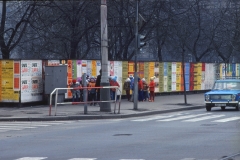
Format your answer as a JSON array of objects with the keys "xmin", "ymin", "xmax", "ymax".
[
  {"xmin": 138, "ymin": 77, "xmax": 144, "ymax": 101},
  {"xmin": 110, "ymin": 76, "xmax": 120, "ymax": 100},
  {"xmin": 148, "ymin": 76, "xmax": 156, "ymax": 102}
]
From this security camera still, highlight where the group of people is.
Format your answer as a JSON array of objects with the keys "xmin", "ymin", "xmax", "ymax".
[
  {"xmin": 69, "ymin": 74, "xmax": 100, "ymax": 105},
  {"xmin": 123, "ymin": 75, "xmax": 156, "ymax": 102},
  {"xmin": 69, "ymin": 69, "xmax": 121, "ymax": 105},
  {"xmin": 69, "ymin": 69, "xmax": 156, "ymax": 104}
]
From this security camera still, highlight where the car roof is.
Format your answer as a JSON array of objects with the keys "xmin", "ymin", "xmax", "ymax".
[{"xmin": 216, "ymin": 79, "xmax": 240, "ymax": 82}]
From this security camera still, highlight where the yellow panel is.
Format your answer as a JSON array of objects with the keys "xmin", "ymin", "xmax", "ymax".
[
  {"xmin": 92, "ymin": 60, "xmax": 97, "ymax": 77},
  {"xmin": 149, "ymin": 62, "xmax": 155, "ymax": 78}
]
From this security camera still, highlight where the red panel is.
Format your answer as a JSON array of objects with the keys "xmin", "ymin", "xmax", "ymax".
[{"xmin": 202, "ymin": 63, "xmax": 205, "ymax": 71}]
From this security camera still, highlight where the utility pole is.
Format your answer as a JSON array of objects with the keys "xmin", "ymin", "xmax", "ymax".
[
  {"xmin": 133, "ymin": 0, "xmax": 139, "ymax": 110},
  {"xmin": 100, "ymin": 0, "xmax": 111, "ymax": 112}
]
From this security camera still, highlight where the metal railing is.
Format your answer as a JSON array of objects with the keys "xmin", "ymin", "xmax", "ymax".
[{"xmin": 49, "ymin": 86, "xmax": 121, "ymax": 116}]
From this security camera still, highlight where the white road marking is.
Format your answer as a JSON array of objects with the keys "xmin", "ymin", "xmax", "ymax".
[
  {"xmin": 212, "ymin": 116, "xmax": 240, "ymax": 122},
  {"xmin": 0, "ymin": 128, "xmax": 22, "ymax": 131},
  {"xmin": 120, "ymin": 159, "xmax": 145, "ymax": 160},
  {"xmin": 132, "ymin": 113, "xmax": 185, "ymax": 121},
  {"xmin": 183, "ymin": 115, "xmax": 225, "ymax": 122},
  {"xmin": 0, "ymin": 121, "xmax": 72, "ymax": 125},
  {"xmin": 0, "ymin": 121, "xmax": 74, "ymax": 132},
  {"xmin": 0, "ymin": 124, "xmax": 49, "ymax": 126},
  {"xmin": 68, "ymin": 159, "xmax": 97, "ymax": 160},
  {"xmin": 132, "ymin": 115, "xmax": 175, "ymax": 121},
  {"xmin": 157, "ymin": 113, "xmax": 211, "ymax": 121},
  {"xmin": 0, "ymin": 126, "xmax": 37, "ymax": 129},
  {"xmin": 15, "ymin": 157, "xmax": 47, "ymax": 160}
]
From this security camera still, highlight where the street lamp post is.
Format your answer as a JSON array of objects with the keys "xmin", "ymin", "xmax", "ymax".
[
  {"xmin": 133, "ymin": 0, "xmax": 139, "ymax": 110},
  {"xmin": 100, "ymin": 0, "xmax": 111, "ymax": 111}
]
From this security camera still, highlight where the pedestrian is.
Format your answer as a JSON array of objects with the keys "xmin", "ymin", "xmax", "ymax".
[
  {"xmin": 95, "ymin": 69, "xmax": 101, "ymax": 102},
  {"xmin": 142, "ymin": 78, "xmax": 149, "ymax": 101},
  {"xmin": 110, "ymin": 76, "xmax": 120, "ymax": 100},
  {"xmin": 109, "ymin": 76, "xmax": 113, "ymax": 100},
  {"xmin": 129, "ymin": 75, "xmax": 134, "ymax": 102},
  {"xmin": 70, "ymin": 79, "xmax": 80, "ymax": 103},
  {"xmin": 88, "ymin": 76, "xmax": 96, "ymax": 106},
  {"xmin": 138, "ymin": 77, "xmax": 144, "ymax": 102},
  {"xmin": 149, "ymin": 76, "xmax": 156, "ymax": 102},
  {"xmin": 78, "ymin": 79, "xmax": 83, "ymax": 102},
  {"xmin": 123, "ymin": 78, "xmax": 131, "ymax": 101}
]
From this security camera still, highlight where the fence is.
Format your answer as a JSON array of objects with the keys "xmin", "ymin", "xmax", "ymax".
[{"xmin": 49, "ymin": 86, "xmax": 121, "ymax": 116}]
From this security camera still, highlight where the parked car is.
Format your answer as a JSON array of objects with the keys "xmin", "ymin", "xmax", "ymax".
[{"xmin": 204, "ymin": 79, "xmax": 240, "ymax": 111}]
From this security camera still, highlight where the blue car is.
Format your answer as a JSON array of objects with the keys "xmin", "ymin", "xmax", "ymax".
[{"xmin": 204, "ymin": 79, "xmax": 240, "ymax": 111}]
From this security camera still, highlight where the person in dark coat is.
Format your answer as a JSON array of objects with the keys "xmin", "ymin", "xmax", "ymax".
[
  {"xmin": 95, "ymin": 69, "xmax": 102, "ymax": 102},
  {"xmin": 138, "ymin": 77, "xmax": 144, "ymax": 102},
  {"xmin": 123, "ymin": 78, "xmax": 131, "ymax": 101}
]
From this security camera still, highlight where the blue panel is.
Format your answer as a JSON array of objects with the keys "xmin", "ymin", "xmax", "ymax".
[
  {"xmin": 185, "ymin": 63, "xmax": 190, "ymax": 72},
  {"xmin": 185, "ymin": 82, "xmax": 189, "ymax": 91},
  {"xmin": 184, "ymin": 63, "xmax": 190, "ymax": 84},
  {"xmin": 185, "ymin": 75, "xmax": 190, "ymax": 84}
]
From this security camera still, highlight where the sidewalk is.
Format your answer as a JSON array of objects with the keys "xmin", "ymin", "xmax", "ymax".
[{"xmin": 0, "ymin": 93, "xmax": 205, "ymax": 121}]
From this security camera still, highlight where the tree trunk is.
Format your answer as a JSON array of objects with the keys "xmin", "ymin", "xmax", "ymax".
[
  {"xmin": 70, "ymin": 41, "xmax": 78, "ymax": 59},
  {"xmin": 1, "ymin": 47, "xmax": 10, "ymax": 59}
]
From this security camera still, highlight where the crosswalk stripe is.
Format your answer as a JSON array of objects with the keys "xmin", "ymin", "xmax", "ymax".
[
  {"xmin": 68, "ymin": 159, "xmax": 97, "ymax": 160},
  {"xmin": 0, "ymin": 128, "xmax": 22, "ymax": 131},
  {"xmin": 212, "ymin": 116, "xmax": 240, "ymax": 122},
  {"xmin": 0, "ymin": 124, "xmax": 50, "ymax": 127},
  {"xmin": 120, "ymin": 159, "xmax": 145, "ymax": 160},
  {"xmin": 15, "ymin": 157, "xmax": 47, "ymax": 160},
  {"xmin": 0, "ymin": 126, "xmax": 37, "ymax": 129},
  {"xmin": 157, "ymin": 113, "xmax": 211, "ymax": 121},
  {"xmin": 183, "ymin": 115, "xmax": 225, "ymax": 122},
  {"xmin": 0, "ymin": 121, "xmax": 75, "ymax": 133},
  {"xmin": 0, "ymin": 121, "xmax": 73, "ymax": 125},
  {"xmin": 0, "ymin": 121, "xmax": 74, "ymax": 127},
  {"xmin": 132, "ymin": 115, "xmax": 179, "ymax": 122}
]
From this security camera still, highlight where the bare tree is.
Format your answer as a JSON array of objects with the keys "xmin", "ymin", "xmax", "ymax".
[
  {"xmin": 172, "ymin": 0, "xmax": 214, "ymax": 62},
  {"xmin": 0, "ymin": 1, "xmax": 36, "ymax": 59},
  {"xmin": 2, "ymin": 0, "xmax": 239, "ymax": 63},
  {"xmin": 20, "ymin": 0, "xmax": 100, "ymax": 59},
  {"xmin": 211, "ymin": 0, "xmax": 240, "ymax": 63}
]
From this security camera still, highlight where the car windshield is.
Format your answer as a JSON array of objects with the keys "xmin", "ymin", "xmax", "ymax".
[{"xmin": 212, "ymin": 81, "xmax": 240, "ymax": 90}]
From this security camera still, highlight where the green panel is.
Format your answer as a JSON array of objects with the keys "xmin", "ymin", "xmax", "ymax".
[
  {"xmin": 72, "ymin": 60, "xmax": 77, "ymax": 79},
  {"xmin": 167, "ymin": 62, "xmax": 172, "ymax": 75},
  {"xmin": 122, "ymin": 61, "xmax": 128, "ymax": 80}
]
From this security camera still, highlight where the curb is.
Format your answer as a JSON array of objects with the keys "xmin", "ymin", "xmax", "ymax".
[{"xmin": 0, "ymin": 106, "xmax": 204, "ymax": 122}]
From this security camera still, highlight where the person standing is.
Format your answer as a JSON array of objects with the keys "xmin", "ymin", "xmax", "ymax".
[
  {"xmin": 109, "ymin": 76, "xmax": 113, "ymax": 100},
  {"xmin": 123, "ymin": 78, "xmax": 131, "ymax": 101},
  {"xmin": 148, "ymin": 76, "xmax": 156, "ymax": 102},
  {"xmin": 142, "ymin": 78, "xmax": 149, "ymax": 101},
  {"xmin": 138, "ymin": 77, "xmax": 144, "ymax": 102},
  {"xmin": 78, "ymin": 79, "xmax": 83, "ymax": 102},
  {"xmin": 70, "ymin": 79, "xmax": 80, "ymax": 102},
  {"xmin": 95, "ymin": 69, "xmax": 101, "ymax": 102},
  {"xmin": 129, "ymin": 75, "xmax": 134, "ymax": 102},
  {"xmin": 88, "ymin": 77, "xmax": 96, "ymax": 106},
  {"xmin": 111, "ymin": 76, "xmax": 120, "ymax": 100}
]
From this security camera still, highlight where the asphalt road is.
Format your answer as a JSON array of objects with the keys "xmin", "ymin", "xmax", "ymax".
[{"xmin": 0, "ymin": 108, "xmax": 240, "ymax": 160}]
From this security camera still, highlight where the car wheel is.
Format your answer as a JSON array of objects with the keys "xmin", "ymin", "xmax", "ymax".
[
  {"xmin": 221, "ymin": 106, "xmax": 225, "ymax": 110},
  {"xmin": 206, "ymin": 104, "xmax": 211, "ymax": 111},
  {"xmin": 236, "ymin": 104, "xmax": 240, "ymax": 111}
]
